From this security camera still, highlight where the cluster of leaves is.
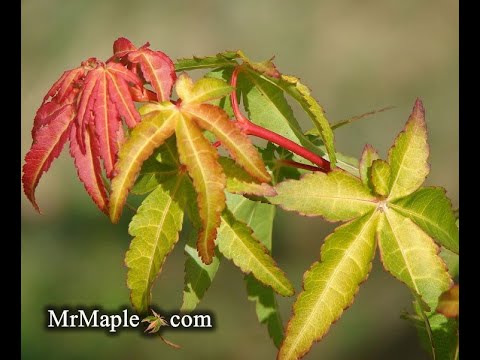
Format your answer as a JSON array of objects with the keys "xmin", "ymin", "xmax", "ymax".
[
  {"xmin": 22, "ymin": 38, "xmax": 175, "ymax": 213},
  {"xmin": 23, "ymin": 38, "xmax": 458, "ymax": 359}
]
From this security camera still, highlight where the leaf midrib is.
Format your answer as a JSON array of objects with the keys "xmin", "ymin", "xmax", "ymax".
[
  {"xmin": 383, "ymin": 210, "xmax": 420, "ymax": 295},
  {"xmin": 141, "ymin": 53, "xmax": 165, "ymax": 101},
  {"xmin": 142, "ymin": 177, "xmax": 183, "ymax": 297},
  {"xmin": 280, "ymin": 193, "xmax": 378, "ymax": 204},
  {"xmin": 106, "ymin": 71, "xmax": 137, "ymax": 124},
  {"xmin": 387, "ymin": 123, "xmax": 419, "ymax": 200},
  {"xmin": 99, "ymin": 71, "xmax": 115, "ymax": 170},
  {"xmin": 178, "ymin": 113, "xmax": 215, "ymax": 257}
]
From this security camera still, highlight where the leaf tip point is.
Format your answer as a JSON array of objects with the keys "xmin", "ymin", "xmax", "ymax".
[{"xmin": 412, "ymin": 98, "xmax": 425, "ymax": 120}]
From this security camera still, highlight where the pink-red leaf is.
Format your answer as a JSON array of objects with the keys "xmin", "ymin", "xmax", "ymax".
[
  {"xmin": 93, "ymin": 70, "xmax": 122, "ymax": 177},
  {"xmin": 32, "ymin": 92, "xmax": 76, "ymax": 138},
  {"xmin": 106, "ymin": 63, "xmax": 141, "ymax": 128},
  {"xmin": 75, "ymin": 67, "xmax": 102, "ymax": 152},
  {"xmin": 69, "ymin": 123, "xmax": 108, "ymax": 213},
  {"xmin": 128, "ymin": 48, "xmax": 176, "ymax": 102},
  {"xmin": 113, "ymin": 37, "xmax": 138, "ymax": 59},
  {"xmin": 22, "ymin": 104, "xmax": 76, "ymax": 211},
  {"xmin": 43, "ymin": 67, "xmax": 85, "ymax": 104}
]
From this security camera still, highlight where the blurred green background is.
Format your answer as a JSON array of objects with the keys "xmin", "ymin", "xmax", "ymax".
[{"xmin": 21, "ymin": 0, "xmax": 458, "ymax": 359}]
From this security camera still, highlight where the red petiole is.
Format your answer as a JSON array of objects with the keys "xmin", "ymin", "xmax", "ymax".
[{"xmin": 229, "ymin": 66, "xmax": 331, "ymax": 173}]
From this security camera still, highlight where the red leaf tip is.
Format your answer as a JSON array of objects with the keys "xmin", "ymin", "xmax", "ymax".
[
  {"xmin": 113, "ymin": 37, "xmax": 137, "ymax": 55},
  {"xmin": 412, "ymin": 98, "xmax": 425, "ymax": 119}
]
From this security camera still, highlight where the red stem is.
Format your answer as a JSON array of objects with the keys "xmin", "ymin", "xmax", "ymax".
[
  {"xmin": 278, "ymin": 159, "xmax": 326, "ymax": 172},
  {"xmin": 230, "ymin": 67, "xmax": 331, "ymax": 172}
]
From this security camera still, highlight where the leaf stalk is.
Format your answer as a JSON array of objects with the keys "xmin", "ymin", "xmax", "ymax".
[{"xmin": 230, "ymin": 67, "xmax": 330, "ymax": 172}]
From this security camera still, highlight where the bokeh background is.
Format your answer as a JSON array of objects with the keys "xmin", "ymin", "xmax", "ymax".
[{"xmin": 21, "ymin": 0, "xmax": 458, "ymax": 359}]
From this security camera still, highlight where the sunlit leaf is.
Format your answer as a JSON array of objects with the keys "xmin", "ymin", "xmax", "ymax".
[
  {"xmin": 219, "ymin": 157, "xmax": 276, "ymax": 197},
  {"xmin": 126, "ymin": 176, "xmax": 185, "ymax": 313},
  {"xmin": 176, "ymin": 112, "xmax": 226, "ymax": 264},
  {"xmin": 370, "ymin": 159, "xmax": 391, "ymax": 197},
  {"xmin": 69, "ymin": 123, "xmax": 108, "ymax": 213},
  {"xmin": 391, "ymin": 187, "xmax": 459, "ymax": 254},
  {"xmin": 217, "ymin": 209, "xmax": 294, "ymax": 297},
  {"xmin": 238, "ymin": 70, "xmax": 321, "ymax": 157},
  {"xmin": 176, "ymin": 74, "xmax": 232, "ymax": 105},
  {"xmin": 132, "ymin": 137, "xmax": 180, "ymax": 195},
  {"xmin": 184, "ymin": 103, "xmax": 270, "ymax": 182},
  {"xmin": 387, "ymin": 99, "xmax": 429, "ymax": 201},
  {"xmin": 128, "ymin": 48, "xmax": 176, "ymax": 102},
  {"xmin": 278, "ymin": 212, "xmax": 378, "ymax": 360},
  {"xmin": 267, "ymin": 73, "xmax": 337, "ymax": 166},
  {"xmin": 270, "ymin": 170, "xmax": 378, "ymax": 221},
  {"xmin": 359, "ymin": 144, "xmax": 379, "ymax": 190},
  {"xmin": 377, "ymin": 210, "xmax": 452, "ymax": 309},
  {"xmin": 109, "ymin": 109, "xmax": 177, "ymax": 223},
  {"xmin": 22, "ymin": 104, "xmax": 76, "ymax": 211}
]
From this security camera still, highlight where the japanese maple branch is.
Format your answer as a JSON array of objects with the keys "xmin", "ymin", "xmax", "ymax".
[{"xmin": 230, "ymin": 66, "xmax": 331, "ymax": 172}]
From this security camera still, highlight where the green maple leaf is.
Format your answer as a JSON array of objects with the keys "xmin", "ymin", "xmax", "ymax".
[
  {"xmin": 122, "ymin": 117, "xmax": 291, "ymax": 315},
  {"xmin": 269, "ymin": 99, "xmax": 458, "ymax": 360},
  {"xmin": 110, "ymin": 72, "xmax": 271, "ymax": 264},
  {"xmin": 174, "ymin": 52, "xmax": 337, "ymax": 168}
]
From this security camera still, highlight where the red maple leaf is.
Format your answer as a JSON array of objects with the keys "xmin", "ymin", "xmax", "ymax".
[{"xmin": 22, "ymin": 38, "xmax": 176, "ymax": 214}]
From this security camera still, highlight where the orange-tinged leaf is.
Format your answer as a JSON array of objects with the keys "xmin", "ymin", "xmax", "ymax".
[
  {"xmin": 69, "ymin": 123, "xmax": 108, "ymax": 213},
  {"xmin": 93, "ymin": 70, "xmax": 122, "ymax": 177},
  {"xmin": 128, "ymin": 48, "xmax": 176, "ymax": 102},
  {"xmin": 109, "ymin": 109, "xmax": 177, "ymax": 223},
  {"xmin": 22, "ymin": 104, "xmax": 76, "ymax": 211},
  {"xmin": 436, "ymin": 284, "xmax": 459, "ymax": 318},
  {"xmin": 185, "ymin": 103, "xmax": 271, "ymax": 183},
  {"xmin": 176, "ymin": 113, "xmax": 226, "ymax": 264}
]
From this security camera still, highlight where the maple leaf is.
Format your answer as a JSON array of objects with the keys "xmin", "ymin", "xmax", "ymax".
[
  {"xmin": 123, "ymin": 140, "xmax": 291, "ymax": 318},
  {"xmin": 109, "ymin": 72, "xmax": 271, "ymax": 264},
  {"xmin": 269, "ymin": 99, "xmax": 458, "ymax": 359},
  {"xmin": 22, "ymin": 38, "xmax": 176, "ymax": 213}
]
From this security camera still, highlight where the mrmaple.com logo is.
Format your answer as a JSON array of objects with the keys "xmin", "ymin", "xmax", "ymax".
[{"xmin": 46, "ymin": 307, "xmax": 214, "ymax": 334}]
